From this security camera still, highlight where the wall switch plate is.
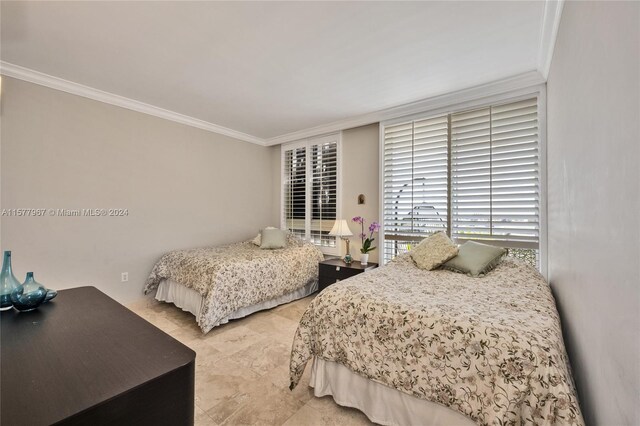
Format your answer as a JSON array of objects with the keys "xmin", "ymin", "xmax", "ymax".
[{"xmin": 121, "ymin": 272, "xmax": 129, "ymax": 282}]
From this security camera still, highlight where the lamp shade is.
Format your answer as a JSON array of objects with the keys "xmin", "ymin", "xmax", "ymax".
[{"xmin": 328, "ymin": 219, "xmax": 353, "ymax": 237}]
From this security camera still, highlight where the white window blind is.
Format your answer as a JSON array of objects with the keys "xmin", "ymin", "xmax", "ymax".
[
  {"xmin": 283, "ymin": 146, "xmax": 307, "ymax": 239},
  {"xmin": 451, "ymin": 98, "xmax": 539, "ymax": 247},
  {"xmin": 310, "ymin": 142, "xmax": 338, "ymax": 247},
  {"xmin": 382, "ymin": 97, "xmax": 540, "ymax": 265},
  {"xmin": 282, "ymin": 135, "xmax": 339, "ymax": 253},
  {"xmin": 383, "ymin": 116, "xmax": 449, "ymax": 261}
]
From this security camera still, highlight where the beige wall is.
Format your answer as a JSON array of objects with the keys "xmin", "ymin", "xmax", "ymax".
[
  {"xmin": 0, "ymin": 77, "xmax": 277, "ymax": 304},
  {"xmin": 340, "ymin": 124, "xmax": 380, "ymax": 264},
  {"xmin": 546, "ymin": 2, "xmax": 640, "ymax": 425},
  {"xmin": 270, "ymin": 144, "xmax": 281, "ymax": 225}
]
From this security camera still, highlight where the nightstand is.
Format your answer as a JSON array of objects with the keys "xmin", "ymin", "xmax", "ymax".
[{"xmin": 318, "ymin": 258, "xmax": 378, "ymax": 292}]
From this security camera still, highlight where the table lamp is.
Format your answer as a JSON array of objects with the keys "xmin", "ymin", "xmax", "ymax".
[{"xmin": 329, "ymin": 219, "xmax": 354, "ymax": 264}]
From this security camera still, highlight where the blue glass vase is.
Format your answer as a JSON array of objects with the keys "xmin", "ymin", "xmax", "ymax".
[
  {"xmin": 10, "ymin": 272, "xmax": 48, "ymax": 312},
  {"xmin": 0, "ymin": 251, "xmax": 21, "ymax": 311},
  {"xmin": 44, "ymin": 288, "xmax": 58, "ymax": 303}
]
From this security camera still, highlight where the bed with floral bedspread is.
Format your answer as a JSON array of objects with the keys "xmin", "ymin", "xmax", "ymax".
[
  {"xmin": 289, "ymin": 254, "xmax": 584, "ymax": 426},
  {"xmin": 145, "ymin": 236, "xmax": 324, "ymax": 333}
]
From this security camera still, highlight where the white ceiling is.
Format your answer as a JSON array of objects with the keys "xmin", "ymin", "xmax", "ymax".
[{"xmin": 0, "ymin": 1, "xmax": 560, "ymax": 145}]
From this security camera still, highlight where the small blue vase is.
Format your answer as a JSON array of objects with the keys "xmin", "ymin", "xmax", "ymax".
[
  {"xmin": 44, "ymin": 289, "xmax": 58, "ymax": 303},
  {"xmin": 10, "ymin": 272, "xmax": 48, "ymax": 312},
  {"xmin": 0, "ymin": 251, "xmax": 21, "ymax": 311}
]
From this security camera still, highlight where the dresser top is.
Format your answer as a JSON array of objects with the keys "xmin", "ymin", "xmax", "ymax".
[{"xmin": 1, "ymin": 286, "xmax": 195, "ymax": 425}]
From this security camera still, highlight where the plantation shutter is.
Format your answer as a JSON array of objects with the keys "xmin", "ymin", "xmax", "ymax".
[
  {"xmin": 310, "ymin": 141, "xmax": 338, "ymax": 248},
  {"xmin": 282, "ymin": 135, "xmax": 339, "ymax": 252},
  {"xmin": 283, "ymin": 146, "xmax": 307, "ymax": 238},
  {"xmin": 450, "ymin": 98, "xmax": 539, "ymax": 248},
  {"xmin": 382, "ymin": 115, "xmax": 449, "ymax": 261},
  {"xmin": 382, "ymin": 96, "xmax": 540, "ymax": 264}
]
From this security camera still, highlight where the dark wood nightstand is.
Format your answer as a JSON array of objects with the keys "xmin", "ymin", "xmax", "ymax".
[{"xmin": 318, "ymin": 258, "xmax": 378, "ymax": 292}]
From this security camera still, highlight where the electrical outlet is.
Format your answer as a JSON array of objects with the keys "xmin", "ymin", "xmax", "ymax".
[{"xmin": 121, "ymin": 272, "xmax": 129, "ymax": 282}]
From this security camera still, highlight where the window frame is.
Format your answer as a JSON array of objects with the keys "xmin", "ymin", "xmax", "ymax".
[
  {"xmin": 281, "ymin": 133, "xmax": 342, "ymax": 256},
  {"xmin": 379, "ymin": 85, "xmax": 547, "ymax": 278}
]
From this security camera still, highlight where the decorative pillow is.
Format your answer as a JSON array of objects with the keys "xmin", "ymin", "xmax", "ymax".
[
  {"xmin": 442, "ymin": 241, "xmax": 506, "ymax": 277},
  {"xmin": 286, "ymin": 233, "xmax": 304, "ymax": 246},
  {"xmin": 409, "ymin": 232, "xmax": 459, "ymax": 270},
  {"xmin": 252, "ymin": 227, "xmax": 277, "ymax": 246},
  {"xmin": 260, "ymin": 228, "xmax": 288, "ymax": 249}
]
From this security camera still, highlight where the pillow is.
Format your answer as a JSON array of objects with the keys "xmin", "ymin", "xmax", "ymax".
[
  {"xmin": 252, "ymin": 227, "xmax": 277, "ymax": 246},
  {"xmin": 286, "ymin": 233, "xmax": 304, "ymax": 246},
  {"xmin": 409, "ymin": 232, "xmax": 459, "ymax": 270},
  {"xmin": 441, "ymin": 241, "xmax": 506, "ymax": 277},
  {"xmin": 260, "ymin": 228, "xmax": 288, "ymax": 249}
]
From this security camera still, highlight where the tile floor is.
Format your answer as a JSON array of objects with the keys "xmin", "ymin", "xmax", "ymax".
[{"xmin": 128, "ymin": 295, "xmax": 374, "ymax": 426}]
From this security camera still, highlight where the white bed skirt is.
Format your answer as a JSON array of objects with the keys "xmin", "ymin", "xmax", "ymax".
[
  {"xmin": 310, "ymin": 358, "xmax": 475, "ymax": 426},
  {"xmin": 155, "ymin": 278, "xmax": 317, "ymax": 327}
]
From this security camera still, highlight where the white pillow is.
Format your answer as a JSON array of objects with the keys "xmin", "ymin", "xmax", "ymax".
[
  {"xmin": 260, "ymin": 228, "xmax": 288, "ymax": 249},
  {"xmin": 410, "ymin": 231, "xmax": 459, "ymax": 270},
  {"xmin": 252, "ymin": 227, "xmax": 277, "ymax": 246}
]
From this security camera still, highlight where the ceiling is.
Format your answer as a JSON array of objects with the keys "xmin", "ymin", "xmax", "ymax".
[{"xmin": 0, "ymin": 1, "xmax": 561, "ymax": 145}]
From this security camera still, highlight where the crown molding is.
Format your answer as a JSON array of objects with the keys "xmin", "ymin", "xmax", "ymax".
[
  {"xmin": 2, "ymin": 6, "xmax": 558, "ymax": 150},
  {"xmin": 0, "ymin": 61, "xmax": 267, "ymax": 146},
  {"xmin": 264, "ymin": 70, "xmax": 545, "ymax": 146},
  {"xmin": 538, "ymin": 0, "xmax": 565, "ymax": 80}
]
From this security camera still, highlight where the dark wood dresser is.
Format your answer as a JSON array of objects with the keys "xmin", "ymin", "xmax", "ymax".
[
  {"xmin": 318, "ymin": 258, "xmax": 378, "ymax": 292},
  {"xmin": 0, "ymin": 286, "xmax": 195, "ymax": 426}
]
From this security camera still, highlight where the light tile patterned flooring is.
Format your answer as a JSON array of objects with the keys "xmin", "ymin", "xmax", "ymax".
[{"xmin": 128, "ymin": 295, "xmax": 374, "ymax": 426}]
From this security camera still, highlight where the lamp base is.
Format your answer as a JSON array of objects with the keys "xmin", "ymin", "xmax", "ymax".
[{"xmin": 343, "ymin": 238, "xmax": 352, "ymax": 264}]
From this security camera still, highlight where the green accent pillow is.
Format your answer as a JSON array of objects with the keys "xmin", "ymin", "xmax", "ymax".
[
  {"xmin": 442, "ymin": 241, "xmax": 506, "ymax": 277},
  {"xmin": 260, "ymin": 228, "xmax": 288, "ymax": 249}
]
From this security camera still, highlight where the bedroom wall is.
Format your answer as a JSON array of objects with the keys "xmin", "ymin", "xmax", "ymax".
[
  {"xmin": 270, "ymin": 144, "xmax": 281, "ymax": 226},
  {"xmin": 341, "ymin": 124, "xmax": 380, "ymax": 264},
  {"xmin": 0, "ymin": 77, "xmax": 277, "ymax": 304},
  {"xmin": 546, "ymin": 2, "xmax": 640, "ymax": 425}
]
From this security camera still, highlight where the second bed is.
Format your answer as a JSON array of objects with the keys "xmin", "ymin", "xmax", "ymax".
[{"xmin": 145, "ymin": 235, "xmax": 324, "ymax": 333}]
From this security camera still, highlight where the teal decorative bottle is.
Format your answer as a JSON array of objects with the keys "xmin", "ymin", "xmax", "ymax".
[
  {"xmin": 0, "ymin": 251, "xmax": 21, "ymax": 311},
  {"xmin": 44, "ymin": 288, "xmax": 58, "ymax": 303},
  {"xmin": 11, "ymin": 272, "xmax": 48, "ymax": 312}
]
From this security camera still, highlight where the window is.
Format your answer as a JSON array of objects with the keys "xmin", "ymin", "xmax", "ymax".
[
  {"xmin": 282, "ymin": 134, "xmax": 340, "ymax": 254},
  {"xmin": 382, "ymin": 97, "xmax": 541, "ymax": 267},
  {"xmin": 283, "ymin": 146, "xmax": 307, "ymax": 239}
]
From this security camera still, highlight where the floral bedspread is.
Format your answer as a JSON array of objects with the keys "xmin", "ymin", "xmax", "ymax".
[
  {"xmin": 289, "ymin": 254, "xmax": 583, "ymax": 425},
  {"xmin": 145, "ymin": 237, "xmax": 324, "ymax": 333}
]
